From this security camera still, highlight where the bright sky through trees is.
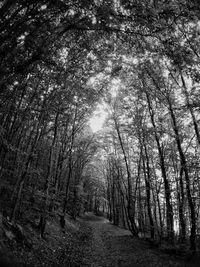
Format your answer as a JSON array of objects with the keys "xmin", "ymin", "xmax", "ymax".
[
  {"xmin": 1, "ymin": 0, "xmax": 200, "ymax": 257},
  {"xmin": 89, "ymin": 78, "xmax": 121, "ymax": 132},
  {"xmin": 89, "ymin": 103, "xmax": 107, "ymax": 132}
]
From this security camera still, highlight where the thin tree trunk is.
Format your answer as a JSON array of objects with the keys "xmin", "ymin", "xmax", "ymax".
[
  {"xmin": 62, "ymin": 105, "xmax": 77, "ymax": 216},
  {"xmin": 168, "ymin": 100, "xmax": 196, "ymax": 251},
  {"xmin": 142, "ymin": 142, "xmax": 155, "ymax": 239},
  {"xmin": 113, "ymin": 115, "xmax": 138, "ymax": 236},
  {"xmin": 44, "ymin": 110, "xmax": 59, "ymax": 205},
  {"xmin": 172, "ymin": 152, "xmax": 186, "ymax": 242},
  {"xmin": 145, "ymin": 90, "xmax": 174, "ymax": 242}
]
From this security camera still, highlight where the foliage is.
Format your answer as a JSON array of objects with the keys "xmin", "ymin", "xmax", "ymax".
[{"xmin": 0, "ymin": 0, "xmax": 200, "ymax": 254}]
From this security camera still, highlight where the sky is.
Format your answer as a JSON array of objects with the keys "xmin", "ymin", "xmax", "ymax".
[
  {"xmin": 89, "ymin": 103, "xmax": 107, "ymax": 132},
  {"xmin": 89, "ymin": 78, "xmax": 121, "ymax": 132}
]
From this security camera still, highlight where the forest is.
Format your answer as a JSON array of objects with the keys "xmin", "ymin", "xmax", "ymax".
[{"xmin": 0, "ymin": 0, "xmax": 200, "ymax": 266}]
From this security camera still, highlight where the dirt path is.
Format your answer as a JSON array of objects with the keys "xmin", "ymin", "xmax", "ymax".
[
  {"xmin": 2, "ymin": 212, "xmax": 197, "ymax": 267},
  {"xmin": 77, "ymin": 213, "xmax": 186, "ymax": 267}
]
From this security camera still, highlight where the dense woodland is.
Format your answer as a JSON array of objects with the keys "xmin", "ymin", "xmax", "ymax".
[{"xmin": 0, "ymin": 0, "xmax": 200, "ymax": 258}]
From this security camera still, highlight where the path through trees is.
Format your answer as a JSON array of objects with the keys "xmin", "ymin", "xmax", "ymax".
[{"xmin": 0, "ymin": 0, "xmax": 200, "ymax": 261}]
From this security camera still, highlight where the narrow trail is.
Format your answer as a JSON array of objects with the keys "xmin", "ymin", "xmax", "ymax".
[
  {"xmin": 76, "ymin": 213, "xmax": 186, "ymax": 267},
  {"xmin": 1, "ymin": 212, "xmax": 197, "ymax": 267}
]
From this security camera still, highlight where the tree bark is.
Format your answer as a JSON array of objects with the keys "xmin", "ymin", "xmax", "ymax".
[
  {"xmin": 168, "ymin": 99, "xmax": 196, "ymax": 251},
  {"xmin": 113, "ymin": 115, "xmax": 138, "ymax": 236},
  {"xmin": 142, "ymin": 142, "xmax": 155, "ymax": 239},
  {"xmin": 145, "ymin": 90, "xmax": 174, "ymax": 242}
]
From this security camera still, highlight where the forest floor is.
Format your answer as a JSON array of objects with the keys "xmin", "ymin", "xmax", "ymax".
[
  {"xmin": 73, "ymin": 213, "xmax": 195, "ymax": 267},
  {"xmin": 0, "ymin": 212, "xmax": 199, "ymax": 267}
]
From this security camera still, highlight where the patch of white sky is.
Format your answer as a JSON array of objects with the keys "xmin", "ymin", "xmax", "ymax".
[
  {"xmin": 89, "ymin": 78, "xmax": 122, "ymax": 132},
  {"xmin": 89, "ymin": 54, "xmax": 140, "ymax": 133},
  {"xmin": 89, "ymin": 102, "xmax": 107, "ymax": 133}
]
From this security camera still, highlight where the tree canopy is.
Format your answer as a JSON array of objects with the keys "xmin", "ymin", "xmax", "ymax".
[{"xmin": 0, "ymin": 0, "xmax": 200, "ymax": 253}]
